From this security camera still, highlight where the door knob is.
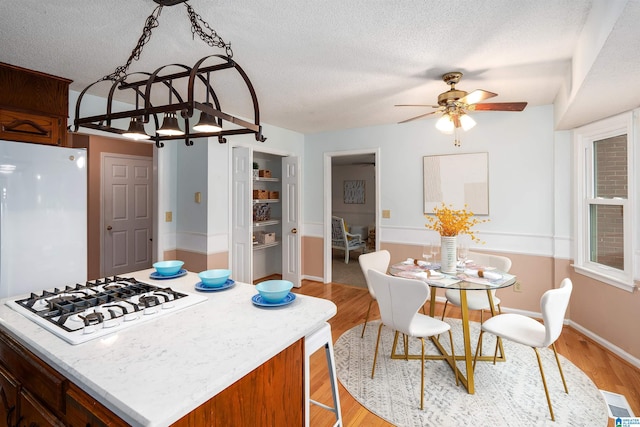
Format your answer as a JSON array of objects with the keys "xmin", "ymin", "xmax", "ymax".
[
  {"xmin": 291, "ymin": 228, "xmax": 297, "ymax": 234},
  {"xmin": 107, "ymin": 226, "xmax": 113, "ymax": 231}
]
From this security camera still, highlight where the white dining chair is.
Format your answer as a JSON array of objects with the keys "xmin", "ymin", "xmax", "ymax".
[
  {"xmin": 473, "ymin": 278, "xmax": 573, "ymax": 421},
  {"xmin": 358, "ymin": 250, "xmax": 391, "ymax": 338},
  {"xmin": 368, "ymin": 269, "xmax": 458, "ymax": 410},
  {"xmin": 441, "ymin": 251, "xmax": 512, "ymax": 323}
]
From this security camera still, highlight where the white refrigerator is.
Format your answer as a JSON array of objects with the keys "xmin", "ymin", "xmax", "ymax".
[{"xmin": 0, "ymin": 140, "xmax": 87, "ymax": 299}]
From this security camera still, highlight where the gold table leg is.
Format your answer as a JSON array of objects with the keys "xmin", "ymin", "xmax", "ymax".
[{"xmin": 392, "ymin": 285, "xmax": 506, "ymax": 394}]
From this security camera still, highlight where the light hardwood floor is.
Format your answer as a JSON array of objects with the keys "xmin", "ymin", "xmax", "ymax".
[{"xmin": 291, "ymin": 279, "xmax": 640, "ymax": 427}]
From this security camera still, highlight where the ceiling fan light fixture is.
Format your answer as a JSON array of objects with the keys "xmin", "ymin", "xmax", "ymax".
[
  {"xmin": 123, "ymin": 117, "xmax": 151, "ymax": 140},
  {"xmin": 436, "ymin": 114, "xmax": 454, "ymax": 134},
  {"xmin": 459, "ymin": 113, "xmax": 476, "ymax": 131},
  {"xmin": 157, "ymin": 112, "xmax": 185, "ymax": 136},
  {"xmin": 193, "ymin": 103, "xmax": 222, "ymax": 133}
]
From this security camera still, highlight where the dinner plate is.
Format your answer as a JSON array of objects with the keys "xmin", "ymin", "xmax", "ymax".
[
  {"xmin": 251, "ymin": 292, "xmax": 296, "ymax": 307},
  {"xmin": 195, "ymin": 279, "xmax": 235, "ymax": 292},
  {"xmin": 149, "ymin": 269, "xmax": 188, "ymax": 280}
]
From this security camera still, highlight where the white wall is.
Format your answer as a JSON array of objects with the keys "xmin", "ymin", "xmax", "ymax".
[
  {"xmin": 174, "ymin": 122, "xmax": 305, "ymax": 257},
  {"xmin": 331, "ymin": 164, "xmax": 375, "ymax": 228},
  {"xmin": 72, "ymin": 87, "xmax": 568, "ymax": 261},
  {"xmin": 304, "ymin": 105, "xmax": 563, "ymax": 257}
]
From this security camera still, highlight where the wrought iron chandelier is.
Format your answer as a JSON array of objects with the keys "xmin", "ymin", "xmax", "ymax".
[{"xmin": 73, "ymin": 0, "xmax": 266, "ymax": 147}]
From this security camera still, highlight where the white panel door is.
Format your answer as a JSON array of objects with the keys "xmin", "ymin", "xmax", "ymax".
[
  {"xmin": 103, "ymin": 154, "xmax": 153, "ymax": 277},
  {"xmin": 282, "ymin": 156, "xmax": 301, "ymax": 287},
  {"xmin": 231, "ymin": 147, "xmax": 252, "ymax": 283}
]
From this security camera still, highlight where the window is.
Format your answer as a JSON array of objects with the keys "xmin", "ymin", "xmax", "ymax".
[{"xmin": 574, "ymin": 113, "xmax": 636, "ymax": 291}]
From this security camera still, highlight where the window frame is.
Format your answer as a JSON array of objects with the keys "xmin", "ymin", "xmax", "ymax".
[{"xmin": 573, "ymin": 112, "xmax": 637, "ymax": 292}]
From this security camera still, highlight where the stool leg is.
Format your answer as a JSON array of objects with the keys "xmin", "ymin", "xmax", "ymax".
[
  {"xmin": 307, "ymin": 324, "xmax": 342, "ymax": 427},
  {"xmin": 305, "ymin": 343, "xmax": 311, "ymax": 427},
  {"xmin": 324, "ymin": 341, "xmax": 342, "ymax": 426}
]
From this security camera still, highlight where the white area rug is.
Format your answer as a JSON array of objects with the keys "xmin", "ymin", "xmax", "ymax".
[{"xmin": 334, "ymin": 319, "xmax": 608, "ymax": 426}]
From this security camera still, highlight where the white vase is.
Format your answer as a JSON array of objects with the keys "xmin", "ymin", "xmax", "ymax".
[{"xmin": 440, "ymin": 236, "xmax": 457, "ymax": 274}]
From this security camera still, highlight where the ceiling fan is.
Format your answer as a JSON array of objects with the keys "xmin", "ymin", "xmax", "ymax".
[{"xmin": 396, "ymin": 71, "xmax": 527, "ymax": 145}]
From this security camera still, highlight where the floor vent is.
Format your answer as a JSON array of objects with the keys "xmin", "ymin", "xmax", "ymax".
[{"xmin": 600, "ymin": 389, "xmax": 635, "ymax": 418}]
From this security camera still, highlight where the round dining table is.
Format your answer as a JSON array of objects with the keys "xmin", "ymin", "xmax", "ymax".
[{"xmin": 389, "ymin": 261, "xmax": 517, "ymax": 394}]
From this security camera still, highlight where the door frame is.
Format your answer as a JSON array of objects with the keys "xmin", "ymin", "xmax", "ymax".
[
  {"xmin": 228, "ymin": 142, "xmax": 301, "ymax": 284},
  {"xmin": 100, "ymin": 152, "xmax": 154, "ymax": 278},
  {"xmin": 323, "ymin": 148, "xmax": 380, "ymax": 283}
]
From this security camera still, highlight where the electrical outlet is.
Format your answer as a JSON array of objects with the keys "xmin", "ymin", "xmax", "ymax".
[
  {"xmin": 382, "ymin": 209, "xmax": 391, "ymax": 219},
  {"xmin": 514, "ymin": 282, "xmax": 522, "ymax": 292},
  {"xmin": 165, "ymin": 211, "xmax": 173, "ymax": 222}
]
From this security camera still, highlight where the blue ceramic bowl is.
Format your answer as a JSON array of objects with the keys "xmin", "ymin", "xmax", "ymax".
[
  {"xmin": 153, "ymin": 260, "xmax": 184, "ymax": 276},
  {"xmin": 198, "ymin": 269, "xmax": 232, "ymax": 287},
  {"xmin": 255, "ymin": 280, "xmax": 293, "ymax": 303}
]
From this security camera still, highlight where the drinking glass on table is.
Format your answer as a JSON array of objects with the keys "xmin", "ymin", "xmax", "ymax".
[
  {"xmin": 457, "ymin": 237, "xmax": 469, "ymax": 270},
  {"xmin": 422, "ymin": 243, "xmax": 433, "ymax": 265},
  {"xmin": 430, "ymin": 243, "xmax": 440, "ymax": 266}
]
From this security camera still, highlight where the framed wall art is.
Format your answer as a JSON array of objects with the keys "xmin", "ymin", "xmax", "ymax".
[
  {"xmin": 343, "ymin": 180, "xmax": 366, "ymax": 204},
  {"xmin": 423, "ymin": 152, "xmax": 489, "ymax": 215}
]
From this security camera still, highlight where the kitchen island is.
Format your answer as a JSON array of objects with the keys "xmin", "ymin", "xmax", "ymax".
[{"xmin": 0, "ymin": 269, "xmax": 337, "ymax": 426}]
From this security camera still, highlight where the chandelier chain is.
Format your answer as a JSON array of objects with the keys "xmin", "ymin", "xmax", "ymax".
[
  {"xmin": 185, "ymin": 4, "xmax": 233, "ymax": 58},
  {"xmin": 101, "ymin": 2, "xmax": 233, "ymax": 82},
  {"xmin": 102, "ymin": 6, "xmax": 163, "ymax": 82}
]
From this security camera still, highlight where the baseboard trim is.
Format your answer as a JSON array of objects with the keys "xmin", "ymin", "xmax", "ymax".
[
  {"xmin": 303, "ymin": 274, "xmax": 325, "ymax": 283},
  {"xmin": 569, "ymin": 320, "xmax": 640, "ymax": 369}
]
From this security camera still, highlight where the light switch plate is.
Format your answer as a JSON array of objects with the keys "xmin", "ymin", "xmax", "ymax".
[
  {"xmin": 382, "ymin": 209, "xmax": 390, "ymax": 218},
  {"xmin": 165, "ymin": 211, "xmax": 172, "ymax": 222}
]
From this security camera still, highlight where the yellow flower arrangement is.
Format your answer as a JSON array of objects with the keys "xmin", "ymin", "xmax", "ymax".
[{"xmin": 425, "ymin": 203, "xmax": 488, "ymax": 242}]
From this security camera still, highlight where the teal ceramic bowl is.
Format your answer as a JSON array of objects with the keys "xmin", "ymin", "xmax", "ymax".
[
  {"xmin": 153, "ymin": 260, "xmax": 184, "ymax": 276},
  {"xmin": 198, "ymin": 269, "xmax": 232, "ymax": 287},
  {"xmin": 255, "ymin": 280, "xmax": 293, "ymax": 303}
]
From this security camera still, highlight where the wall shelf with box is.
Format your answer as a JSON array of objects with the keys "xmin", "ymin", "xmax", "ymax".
[
  {"xmin": 233, "ymin": 147, "xmax": 299, "ymax": 284},
  {"xmin": 254, "ymin": 219, "xmax": 281, "ymax": 227},
  {"xmin": 251, "ymin": 155, "xmax": 283, "ymax": 284}
]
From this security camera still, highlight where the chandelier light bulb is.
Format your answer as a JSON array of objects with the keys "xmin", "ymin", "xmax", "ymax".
[
  {"xmin": 123, "ymin": 117, "xmax": 151, "ymax": 140},
  {"xmin": 459, "ymin": 114, "xmax": 476, "ymax": 131},
  {"xmin": 436, "ymin": 114, "xmax": 454, "ymax": 134},
  {"xmin": 157, "ymin": 112, "xmax": 185, "ymax": 136},
  {"xmin": 193, "ymin": 103, "xmax": 222, "ymax": 133}
]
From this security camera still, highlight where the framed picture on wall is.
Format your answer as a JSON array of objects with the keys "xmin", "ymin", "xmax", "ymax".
[
  {"xmin": 344, "ymin": 180, "xmax": 365, "ymax": 204},
  {"xmin": 423, "ymin": 152, "xmax": 489, "ymax": 215}
]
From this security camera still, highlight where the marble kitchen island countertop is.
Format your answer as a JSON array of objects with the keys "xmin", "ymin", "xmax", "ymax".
[{"xmin": 0, "ymin": 269, "xmax": 337, "ymax": 426}]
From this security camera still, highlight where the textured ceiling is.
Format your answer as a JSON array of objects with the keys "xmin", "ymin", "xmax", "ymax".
[{"xmin": 1, "ymin": 0, "xmax": 638, "ymax": 134}]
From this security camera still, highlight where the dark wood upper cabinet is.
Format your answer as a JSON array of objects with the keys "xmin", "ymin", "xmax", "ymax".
[{"xmin": 0, "ymin": 62, "xmax": 71, "ymax": 146}]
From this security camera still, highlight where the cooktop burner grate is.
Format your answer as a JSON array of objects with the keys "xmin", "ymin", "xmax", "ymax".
[{"xmin": 6, "ymin": 275, "xmax": 207, "ymax": 344}]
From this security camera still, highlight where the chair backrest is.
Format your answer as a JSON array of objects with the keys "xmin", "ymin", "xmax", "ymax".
[
  {"xmin": 367, "ymin": 269, "xmax": 429, "ymax": 334},
  {"xmin": 540, "ymin": 278, "xmax": 573, "ymax": 347},
  {"xmin": 358, "ymin": 250, "xmax": 391, "ymax": 299},
  {"xmin": 331, "ymin": 216, "xmax": 347, "ymax": 245},
  {"xmin": 468, "ymin": 251, "xmax": 512, "ymax": 273}
]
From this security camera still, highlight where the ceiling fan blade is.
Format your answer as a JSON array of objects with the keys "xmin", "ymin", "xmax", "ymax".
[
  {"xmin": 398, "ymin": 111, "xmax": 438, "ymax": 124},
  {"xmin": 459, "ymin": 89, "xmax": 497, "ymax": 105},
  {"xmin": 469, "ymin": 102, "xmax": 528, "ymax": 111},
  {"xmin": 394, "ymin": 104, "xmax": 440, "ymax": 108}
]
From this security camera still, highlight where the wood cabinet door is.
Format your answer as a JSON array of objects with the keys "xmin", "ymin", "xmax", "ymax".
[
  {"xmin": 0, "ymin": 109, "xmax": 64, "ymax": 146},
  {"xmin": 0, "ymin": 367, "xmax": 18, "ymax": 427},
  {"xmin": 65, "ymin": 383, "xmax": 128, "ymax": 427},
  {"xmin": 19, "ymin": 390, "xmax": 65, "ymax": 427}
]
